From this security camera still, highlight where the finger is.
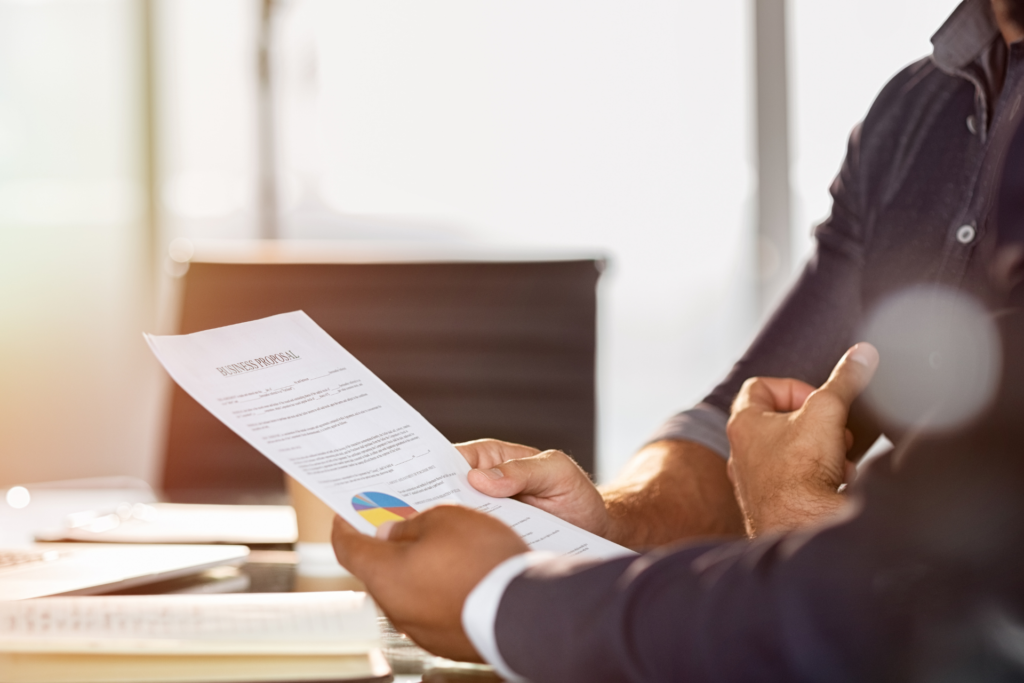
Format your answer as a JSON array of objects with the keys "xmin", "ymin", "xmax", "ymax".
[
  {"xmin": 332, "ymin": 513, "xmax": 360, "ymax": 539},
  {"xmin": 454, "ymin": 439, "xmax": 541, "ymax": 470},
  {"xmin": 467, "ymin": 450, "xmax": 584, "ymax": 499},
  {"xmin": 467, "ymin": 466, "xmax": 514, "ymax": 495},
  {"xmin": 844, "ymin": 460, "xmax": 858, "ymax": 486},
  {"xmin": 376, "ymin": 520, "xmax": 397, "ymax": 540},
  {"xmin": 845, "ymin": 428, "xmax": 854, "ymax": 451},
  {"xmin": 330, "ymin": 514, "xmax": 401, "ymax": 577},
  {"xmin": 376, "ymin": 507, "xmax": 451, "ymax": 545},
  {"xmin": 813, "ymin": 343, "xmax": 880, "ymax": 411},
  {"xmin": 384, "ymin": 505, "xmax": 520, "ymax": 548},
  {"xmin": 733, "ymin": 376, "xmax": 818, "ymax": 414}
]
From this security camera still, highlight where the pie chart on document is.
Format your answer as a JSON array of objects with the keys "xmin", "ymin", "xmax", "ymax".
[{"xmin": 351, "ymin": 492, "xmax": 418, "ymax": 527}]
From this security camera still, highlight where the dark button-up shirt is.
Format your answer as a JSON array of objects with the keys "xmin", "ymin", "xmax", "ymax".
[
  {"xmin": 653, "ymin": 0, "xmax": 1024, "ymax": 457},
  {"xmin": 495, "ymin": 143, "xmax": 1024, "ymax": 679},
  {"xmin": 492, "ymin": 7, "xmax": 1024, "ymax": 679}
]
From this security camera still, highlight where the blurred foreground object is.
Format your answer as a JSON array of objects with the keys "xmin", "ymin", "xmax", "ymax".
[
  {"xmin": 860, "ymin": 285, "xmax": 1001, "ymax": 433},
  {"xmin": 35, "ymin": 502, "xmax": 296, "ymax": 546},
  {"xmin": 0, "ymin": 477, "xmax": 155, "ymax": 547}
]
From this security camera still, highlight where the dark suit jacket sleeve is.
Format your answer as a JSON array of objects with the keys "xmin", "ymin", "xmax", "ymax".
[
  {"xmin": 493, "ymin": 408, "xmax": 1024, "ymax": 683},
  {"xmin": 494, "ymin": 502, "xmax": 897, "ymax": 683}
]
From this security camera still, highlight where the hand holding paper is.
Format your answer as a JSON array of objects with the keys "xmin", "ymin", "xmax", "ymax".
[{"xmin": 146, "ymin": 311, "xmax": 633, "ymax": 562}]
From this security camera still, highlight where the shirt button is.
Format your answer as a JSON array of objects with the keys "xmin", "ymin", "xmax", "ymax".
[
  {"xmin": 956, "ymin": 224, "xmax": 976, "ymax": 244},
  {"xmin": 967, "ymin": 115, "xmax": 978, "ymax": 135}
]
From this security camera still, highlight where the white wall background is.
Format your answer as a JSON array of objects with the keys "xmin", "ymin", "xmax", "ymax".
[
  {"xmin": 310, "ymin": 1, "xmax": 758, "ymax": 480},
  {"xmin": 0, "ymin": 0, "xmax": 162, "ymax": 486},
  {"xmin": 0, "ymin": 0, "xmax": 971, "ymax": 489},
  {"xmin": 788, "ymin": 0, "xmax": 963, "ymax": 263},
  {"xmin": 160, "ymin": 0, "xmax": 758, "ymax": 482}
]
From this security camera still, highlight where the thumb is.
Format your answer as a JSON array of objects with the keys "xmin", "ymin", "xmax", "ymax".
[
  {"xmin": 331, "ymin": 514, "xmax": 400, "ymax": 577},
  {"xmin": 467, "ymin": 450, "xmax": 583, "ymax": 500},
  {"xmin": 377, "ymin": 505, "xmax": 515, "ymax": 547},
  {"xmin": 813, "ymin": 342, "xmax": 880, "ymax": 413}
]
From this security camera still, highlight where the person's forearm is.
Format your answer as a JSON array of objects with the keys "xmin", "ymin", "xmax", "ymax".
[
  {"xmin": 745, "ymin": 488, "xmax": 846, "ymax": 537},
  {"xmin": 598, "ymin": 439, "xmax": 744, "ymax": 548}
]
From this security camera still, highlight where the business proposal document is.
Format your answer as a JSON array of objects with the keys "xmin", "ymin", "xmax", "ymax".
[{"xmin": 146, "ymin": 311, "xmax": 632, "ymax": 560}]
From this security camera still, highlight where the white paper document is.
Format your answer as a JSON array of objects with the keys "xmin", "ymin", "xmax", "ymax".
[{"xmin": 146, "ymin": 311, "xmax": 633, "ymax": 561}]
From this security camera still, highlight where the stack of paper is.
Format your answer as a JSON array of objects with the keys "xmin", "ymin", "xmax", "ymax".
[{"xmin": 35, "ymin": 503, "xmax": 298, "ymax": 545}]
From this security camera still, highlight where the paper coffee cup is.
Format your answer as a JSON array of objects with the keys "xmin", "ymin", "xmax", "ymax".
[
  {"xmin": 285, "ymin": 476, "xmax": 336, "ymax": 544},
  {"xmin": 285, "ymin": 476, "xmax": 359, "ymax": 585}
]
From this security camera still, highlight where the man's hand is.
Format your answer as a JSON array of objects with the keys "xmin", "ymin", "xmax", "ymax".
[
  {"xmin": 456, "ymin": 439, "xmax": 612, "ymax": 538},
  {"xmin": 331, "ymin": 506, "xmax": 528, "ymax": 661},
  {"xmin": 726, "ymin": 343, "xmax": 879, "ymax": 537},
  {"xmin": 458, "ymin": 438, "xmax": 745, "ymax": 547}
]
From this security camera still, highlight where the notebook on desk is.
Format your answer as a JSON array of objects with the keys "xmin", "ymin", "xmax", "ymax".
[
  {"xmin": 0, "ymin": 592, "xmax": 389, "ymax": 683},
  {"xmin": 0, "ymin": 543, "xmax": 249, "ymax": 601}
]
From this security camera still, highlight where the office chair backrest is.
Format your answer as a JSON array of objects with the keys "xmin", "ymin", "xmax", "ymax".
[{"xmin": 161, "ymin": 258, "xmax": 602, "ymax": 503}]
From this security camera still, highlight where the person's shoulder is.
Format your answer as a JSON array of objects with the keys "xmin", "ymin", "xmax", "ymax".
[
  {"xmin": 859, "ymin": 56, "xmax": 964, "ymax": 140},
  {"xmin": 849, "ymin": 56, "xmax": 968, "ymax": 188}
]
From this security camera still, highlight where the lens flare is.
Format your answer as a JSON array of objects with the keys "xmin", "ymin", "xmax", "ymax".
[
  {"xmin": 859, "ymin": 286, "xmax": 1000, "ymax": 432},
  {"xmin": 5, "ymin": 486, "xmax": 30, "ymax": 509}
]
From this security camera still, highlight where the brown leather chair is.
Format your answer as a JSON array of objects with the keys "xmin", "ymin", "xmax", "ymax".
[{"xmin": 160, "ymin": 251, "xmax": 603, "ymax": 503}]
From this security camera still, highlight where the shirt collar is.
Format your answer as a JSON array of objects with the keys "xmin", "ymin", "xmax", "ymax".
[{"xmin": 931, "ymin": 0, "xmax": 1001, "ymax": 74}]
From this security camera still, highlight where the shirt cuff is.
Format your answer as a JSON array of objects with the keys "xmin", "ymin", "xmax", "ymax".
[
  {"xmin": 462, "ymin": 551, "xmax": 557, "ymax": 683},
  {"xmin": 646, "ymin": 402, "xmax": 730, "ymax": 459}
]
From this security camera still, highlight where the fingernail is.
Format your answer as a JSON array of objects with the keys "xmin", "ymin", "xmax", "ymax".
[
  {"xmin": 376, "ymin": 521, "xmax": 396, "ymax": 540},
  {"xmin": 848, "ymin": 343, "xmax": 877, "ymax": 367},
  {"xmin": 481, "ymin": 467, "xmax": 504, "ymax": 480}
]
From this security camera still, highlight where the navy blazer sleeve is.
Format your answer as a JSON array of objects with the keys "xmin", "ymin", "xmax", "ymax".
[{"xmin": 495, "ymin": 443, "xmax": 1024, "ymax": 682}]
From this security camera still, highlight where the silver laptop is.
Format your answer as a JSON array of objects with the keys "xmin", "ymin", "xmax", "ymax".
[{"xmin": 0, "ymin": 543, "xmax": 249, "ymax": 601}]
